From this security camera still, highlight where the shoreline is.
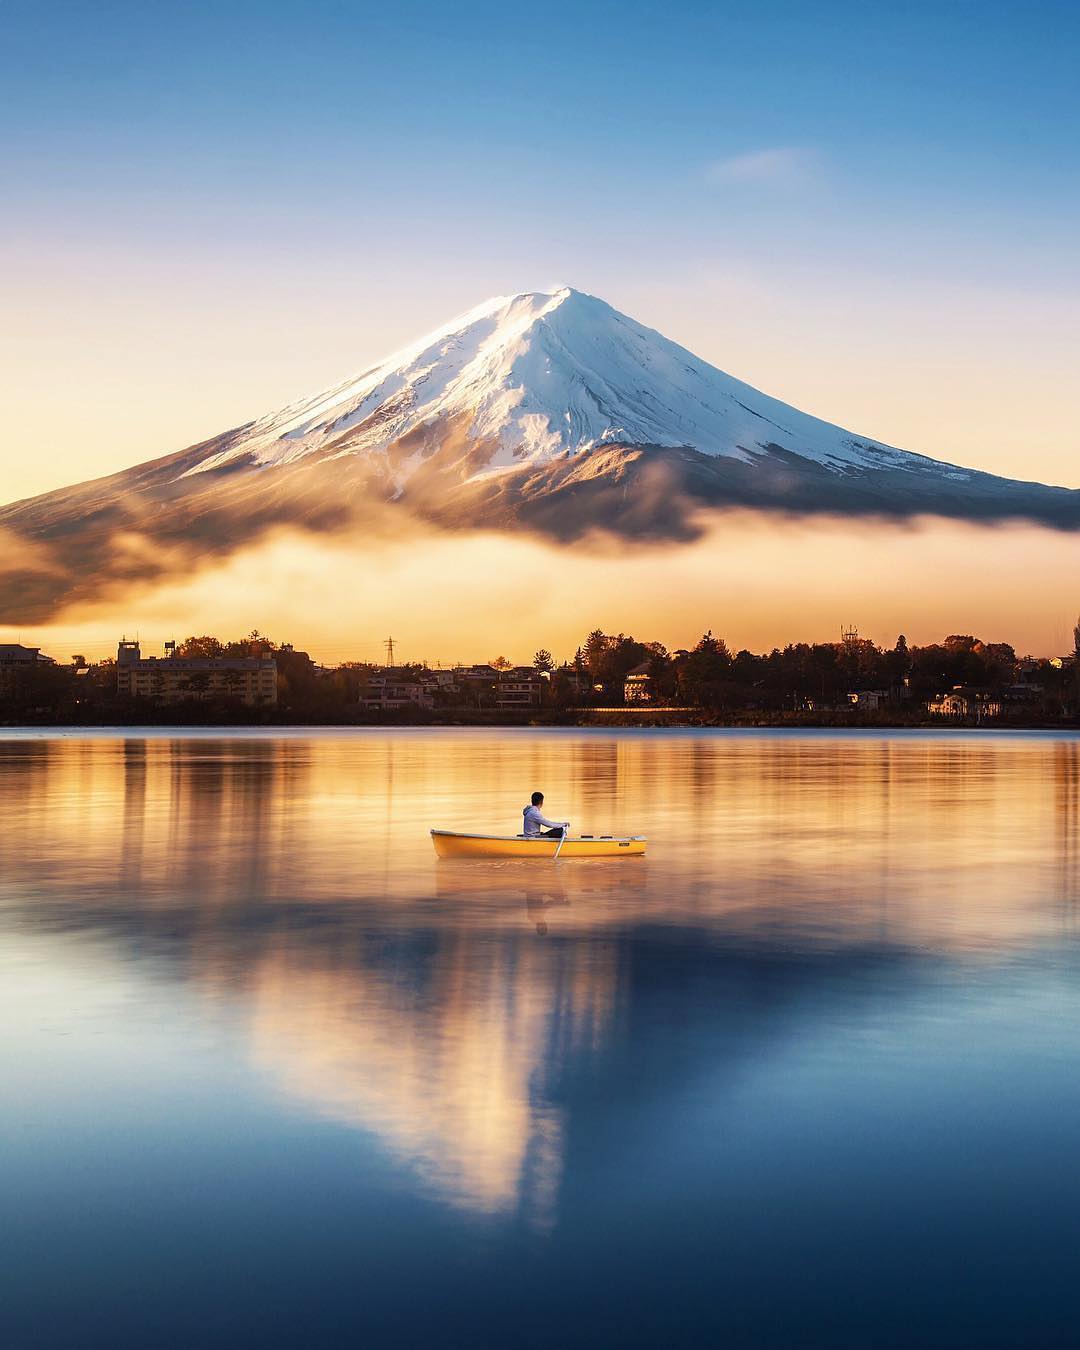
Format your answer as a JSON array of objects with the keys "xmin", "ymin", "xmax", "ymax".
[{"xmin": 2, "ymin": 712, "xmax": 1077, "ymax": 733}]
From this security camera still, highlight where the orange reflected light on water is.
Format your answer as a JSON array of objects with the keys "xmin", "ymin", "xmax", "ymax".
[{"xmin": 1, "ymin": 733, "xmax": 1078, "ymax": 944}]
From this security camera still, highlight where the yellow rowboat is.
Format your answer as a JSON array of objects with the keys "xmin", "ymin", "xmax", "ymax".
[{"xmin": 431, "ymin": 830, "xmax": 646, "ymax": 859}]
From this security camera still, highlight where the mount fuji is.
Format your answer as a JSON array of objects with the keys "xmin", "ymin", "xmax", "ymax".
[{"xmin": 3, "ymin": 285, "xmax": 1078, "ymax": 620}]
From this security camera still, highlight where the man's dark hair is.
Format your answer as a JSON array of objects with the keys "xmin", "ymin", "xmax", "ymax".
[{"xmin": 531, "ymin": 791, "xmax": 544, "ymax": 806}]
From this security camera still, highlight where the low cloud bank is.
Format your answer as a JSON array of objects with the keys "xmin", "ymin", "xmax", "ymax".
[{"xmin": 4, "ymin": 509, "xmax": 1077, "ymax": 661}]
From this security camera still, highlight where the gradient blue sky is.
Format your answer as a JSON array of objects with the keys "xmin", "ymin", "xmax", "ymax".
[{"xmin": 3, "ymin": 0, "xmax": 1079, "ymax": 502}]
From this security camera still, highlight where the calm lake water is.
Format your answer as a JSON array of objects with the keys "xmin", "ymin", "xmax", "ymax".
[{"xmin": 2, "ymin": 729, "xmax": 1080, "ymax": 1349}]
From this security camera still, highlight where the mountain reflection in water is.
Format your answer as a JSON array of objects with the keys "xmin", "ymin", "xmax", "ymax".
[{"xmin": 3, "ymin": 730, "xmax": 1080, "ymax": 1349}]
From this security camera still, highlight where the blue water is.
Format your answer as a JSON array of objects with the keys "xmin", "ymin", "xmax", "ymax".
[{"xmin": 1, "ymin": 730, "xmax": 1079, "ymax": 1348}]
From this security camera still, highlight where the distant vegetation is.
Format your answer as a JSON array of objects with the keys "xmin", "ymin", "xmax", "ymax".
[{"xmin": 2, "ymin": 625, "xmax": 1079, "ymax": 727}]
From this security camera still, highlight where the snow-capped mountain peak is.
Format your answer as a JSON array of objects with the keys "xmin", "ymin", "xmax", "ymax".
[{"xmin": 180, "ymin": 286, "xmax": 933, "ymax": 486}]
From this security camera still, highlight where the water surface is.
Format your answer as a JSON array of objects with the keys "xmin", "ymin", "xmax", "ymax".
[{"xmin": 2, "ymin": 729, "xmax": 1079, "ymax": 1348}]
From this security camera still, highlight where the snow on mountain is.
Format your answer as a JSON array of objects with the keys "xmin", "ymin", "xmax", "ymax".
[{"xmin": 180, "ymin": 286, "xmax": 953, "ymax": 486}]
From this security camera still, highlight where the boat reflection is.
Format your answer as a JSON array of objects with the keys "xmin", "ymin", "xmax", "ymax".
[{"xmin": 433, "ymin": 859, "xmax": 650, "ymax": 935}]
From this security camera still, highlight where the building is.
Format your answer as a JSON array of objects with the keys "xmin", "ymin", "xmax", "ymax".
[
  {"xmin": 624, "ymin": 662, "xmax": 653, "ymax": 703},
  {"xmin": 927, "ymin": 687, "xmax": 1002, "ymax": 719},
  {"xmin": 560, "ymin": 668, "xmax": 590, "ymax": 696},
  {"xmin": 353, "ymin": 662, "xmax": 543, "ymax": 711},
  {"xmin": 495, "ymin": 668, "xmax": 543, "ymax": 709},
  {"xmin": 457, "ymin": 664, "xmax": 500, "ymax": 688},
  {"xmin": 802, "ymin": 697, "xmax": 844, "ymax": 713},
  {"xmin": 446, "ymin": 665, "xmax": 500, "ymax": 707},
  {"xmin": 358, "ymin": 671, "xmax": 434, "ymax": 712},
  {"xmin": 1001, "ymin": 682, "xmax": 1043, "ymax": 705},
  {"xmin": 846, "ymin": 690, "xmax": 887, "ymax": 711},
  {"xmin": 116, "ymin": 639, "xmax": 277, "ymax": 706},
  {"xmin": 425, "ymin": 668, "xmax": 460, "ymax": 689},
  {"xmin": 0, "ymin": 643, "xmax": 43, "ymax": 666},
  {"xmin": 0, "ymin": 643, "xmax": 55, "ymax": 700}
]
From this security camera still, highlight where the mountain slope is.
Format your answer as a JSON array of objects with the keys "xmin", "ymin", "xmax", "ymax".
[
  {"xmin": 167, "ymin": 286, "xmax": 961, "ymax": 484},
  {"xmin": 3, "ymin": 286, "xmax": 1079, "ymax": 621}
]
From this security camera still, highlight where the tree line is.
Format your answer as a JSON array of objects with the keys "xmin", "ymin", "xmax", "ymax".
[
  {"xmin": 550, "ymin": 627, "xmax": 1064, "ymax": 712},
  {"xmin": 2, "ymin": 624, "xmax": 1078, "ymax": 724}
]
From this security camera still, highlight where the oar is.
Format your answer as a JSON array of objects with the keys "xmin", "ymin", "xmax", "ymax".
[{"xmin": 553, "ymin": 824, "xmax": 568, "ymax": 860}]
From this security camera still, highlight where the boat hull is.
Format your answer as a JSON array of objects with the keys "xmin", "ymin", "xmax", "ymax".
[{"xmin": 431, "ymin": 831, "xmax": 646, "ymax": 859}]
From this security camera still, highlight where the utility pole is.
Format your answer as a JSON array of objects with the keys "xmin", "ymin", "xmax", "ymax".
[{"xmin": 384, "ymin": 636, "xmax": 396, "ymax": 667}]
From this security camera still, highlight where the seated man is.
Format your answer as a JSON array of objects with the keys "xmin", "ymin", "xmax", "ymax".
[{"xmin": 522, "ymin": 791, "xmax": 569, "ymax": 839}]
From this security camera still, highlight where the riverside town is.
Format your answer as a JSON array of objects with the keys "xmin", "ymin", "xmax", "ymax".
[{"xmin": 3, "ymin": 624, "xmax": 1080, "ymax": 727}]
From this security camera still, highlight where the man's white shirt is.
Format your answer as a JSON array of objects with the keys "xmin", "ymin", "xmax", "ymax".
[{"xmin": 522, "ymin": 805, "xmax": 566, "ymax": 836}]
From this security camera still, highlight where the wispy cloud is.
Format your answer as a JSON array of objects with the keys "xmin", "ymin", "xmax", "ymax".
[{"xmin": 705, "ymin": 147, "xmax": 823, "ymax": 187}]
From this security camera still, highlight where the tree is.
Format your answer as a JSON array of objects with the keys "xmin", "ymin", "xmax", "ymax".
[
  {"xmin": 982, "ymin": 643, "xmax": 1017, "ymax": 684},
  {"xmin": 582, "ymin": 630, "xmax": 611, "ymax": 682},
  {"xmin": 533, "ymin": 649, "xmax": 555, "ymax": 674},
  {"xmin": 225, "ymin": 631, "xmax": 275, "ymax": 658},
  {"xmin": 608, "ymin": 635, "xmax": 651, "ymax": 682},
  {"xmin": 548, "ymin": 666, "xmax": 580, "ymax": 709},
  {"xmin": 175, "ymin": 635, "xmax": 225, "ymax": 659},
  {"xmin": 678, "ymin": 631, "xmax": 733, "ymax": 708},
  {"xmin": 882, "ymin": 634, "xmax": 912, "ymax": 696},
  {"xmin": 577, "ymin": 630, "xmax": 655, "ymax": 695},
  {"xmin": 643, "ymin": 642, "xmax": 674, "ymax": 699},
  {"xmin": 490, "ymin": 655, "xmax": 512, "ymax": 670},
  {"xmin": 1073, "ymin": 616, "xmax": 1080, "ymax": 708}
]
